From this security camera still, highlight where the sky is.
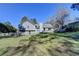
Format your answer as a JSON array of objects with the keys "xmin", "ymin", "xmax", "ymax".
[{"xmin": 0, "ymin": 3, "xmax": 79, "ymax": 28}]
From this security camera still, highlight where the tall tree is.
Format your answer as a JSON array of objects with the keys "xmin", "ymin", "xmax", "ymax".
[
  {"xmin": 56, "ymin": 8, "xmax": 69, "ymax": 26},
  {"xmin": 18, "ymin": 24, "xmax": 25, "ymax": 32},
  {"xmin": 4, "ymin": 21, "xmax": 11, "ymax": 26},
  {"xmin": 0, "ymin": 22, "xmax": 17, "ymax": 33},
  {"xmin": 4, "ymin": 21, "xmax": 17, "ymax": 32},
  {"xmin": 31, "ymin": 18, "xmax": 38, "ymax": 24},
  {"xmin": 0, "ymin": 23, "xmax": 9, "ymax": 33},
  {"xmin": 20, "ymin": 16, "xmax": 29, "ymax": 25},
  {"xmin": 47, "ymin": 8, "xmax": 69, "ymax": 30},
  {"xmin": 19, "ymin": 16, "xmax": 28, "ymax": 32}
]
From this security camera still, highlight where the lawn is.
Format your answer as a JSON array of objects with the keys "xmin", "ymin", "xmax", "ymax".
[
  {"xmin": 0, "ymin": 32, "xmax": 79, "ymax": 56},
  {"xmin": 0, "ymin": 36, "xmax": 30, "ymax": 48}
]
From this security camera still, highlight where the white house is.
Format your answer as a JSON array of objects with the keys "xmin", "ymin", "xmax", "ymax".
[
  {"xmin": 43, "ymin": 23, "xmax": 54, "ymax": 32},
  {"xmin": 22, "ymin": 20, "xmax": 40, "ymax": 35}
]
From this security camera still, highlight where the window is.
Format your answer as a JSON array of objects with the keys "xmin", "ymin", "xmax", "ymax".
[
  {"xmin": 27, "ymin": 26, "xmax": 29, "ymax": 28},
  {"xmin": 44, "ymin": 28, "xmax": 45, "ymax": 31},
  {"xmin": 48, "ymin": 28, "xmax": 51, "ymax": 30}
]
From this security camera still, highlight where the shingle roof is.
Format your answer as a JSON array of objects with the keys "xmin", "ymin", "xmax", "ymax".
[{"xmin": 43, "ymin": 24, "xmax": 53, "ymax": 28}]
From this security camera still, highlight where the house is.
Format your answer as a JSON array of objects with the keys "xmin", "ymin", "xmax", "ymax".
[
  {"xmin": 43, "ymin": 23, "xmax": 54, "ymax": 32},
  {"xmin": 55, "ymin": 21, "xmax": 79, "ymax": 32},
  {"xmin": 63, "ymin": 21, "xmax": 79, "ymax": 32},
  {"xmin": 22, "ymin": 20, "xmax": 40, "ymax": 35}
]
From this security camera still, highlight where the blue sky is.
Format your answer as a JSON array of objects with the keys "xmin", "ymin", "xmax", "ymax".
[{"xmin": 0, "ymin": 3, "xmax": 79, "ymax": 28}]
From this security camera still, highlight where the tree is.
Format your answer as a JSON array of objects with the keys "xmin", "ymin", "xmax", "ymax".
[
  {"xmin": 56, "ymin": 8, "xmax": 69, "ymax": 26},
  {"xmin": 71, "ymin": 3, "xmax": 79, "ymax": 10},
  {"xmin": 19, "ymin": 16, "xmax": 28, "ymax": 32},
  {"xmin": 31, "ymin": 18, "xmax": 38, "ymax": 24},
  {"xmin": 0, "ymin": 23, "xmax": 9, "ymax": 33},
  {"xmin": 18, "ymin": 24, "xmax": 25, "ymax": 32},
  {"xmin": 4, "ymin": 21, "xmax": 11, "ymax": 26},
  {"xmin": 20, "ymin": 16, "xmax": 29, "ymax": 25},
  {"xmin": 0, "ymin": 22, "xmax": 17, "ymax": 33},
  {"xmin": 4, "ymin": 21, "xmax": 17, "ymax": 32},
  {"xmin": 47, "ymin": 8, "xmax": 69, "ymax": 30}
]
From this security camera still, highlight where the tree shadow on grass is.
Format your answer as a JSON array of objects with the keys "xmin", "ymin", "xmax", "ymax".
[
  {"xmin": 0, "ymin": 48, "xmax": 9, "ymax": 56},
  {"xmin": 47, "ymin": 40, "xmax": 79, "ymax": 56},
  {"xmin": 55, "ymin": 33, "xmax": 79, "ymax": 41},
  {"xmin": 0, "ymin": 39, "xmax": 40, "ymax": 56}
]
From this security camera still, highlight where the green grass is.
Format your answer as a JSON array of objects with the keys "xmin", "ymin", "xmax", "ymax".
[
  {"xmin": 0, "ymin": 36, "xmax": 30, "ymax": 48},
  {"xmin": 0, "ymin": 32, "xmax": 79, "ymax": 56}
]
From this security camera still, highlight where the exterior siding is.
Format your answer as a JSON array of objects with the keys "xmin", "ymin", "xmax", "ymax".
[
  {"xmin": 64, "ymin": 21, "xmax": 79, "ymax": 32},
  {"xmin": 22, "ymin": 21, "xmax": 40, "ymax": 35},
  {"xmin": 22, "ymin": 21, "xmax": 37, "ymax": 31}
]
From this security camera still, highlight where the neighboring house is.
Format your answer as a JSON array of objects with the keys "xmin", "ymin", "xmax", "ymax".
[
  {"xmin": 43, "ymin": 23, "xmax": 54, "ymax": 32},
  {"xmin": 64, "ymin": 21, "xmax": 79, "ymax": 32},
  {"xmin": 22, "ymin": 20, "xmax": 40, "ymax": 35},
  {"xmin": 55, "ymin": 21, "xmax": 79, "ymax": 32}
]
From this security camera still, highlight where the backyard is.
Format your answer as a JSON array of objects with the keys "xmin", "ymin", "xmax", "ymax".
[{"xmin": 0, "ymin": 32, "xmax": 79, "ymax": 56}]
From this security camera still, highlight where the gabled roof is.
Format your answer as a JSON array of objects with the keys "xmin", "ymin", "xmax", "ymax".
[
  {"xmin": 43, "ymin": 23, "xmax": 53, "ymax": 28},
  {"xmin": 65, "ymin": 21, "xmax": 79, "ymax": 26},
  {"xmin": 69, "ymin": 21, "xmax": 79, "ymax": 25},
  {"xmin": 23, "ymin": 19, "xmax": 38, "ymax": 26},
  {"xmin": 22, "ymin": 20, "xmax": 39, "ymax": 29}
]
